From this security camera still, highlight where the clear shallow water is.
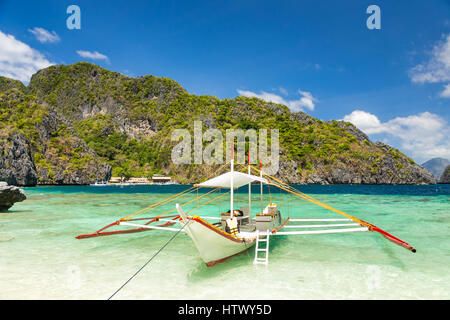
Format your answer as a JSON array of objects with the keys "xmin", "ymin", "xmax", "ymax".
[{"xmin": 0, "ymin": 184, "xmax": 449, "ymax": 300}]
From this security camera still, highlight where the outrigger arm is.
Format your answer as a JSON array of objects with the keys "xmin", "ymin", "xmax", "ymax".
[{"xmin": 250, "ymin": 165, "xmax": 417, "ymax": 253}]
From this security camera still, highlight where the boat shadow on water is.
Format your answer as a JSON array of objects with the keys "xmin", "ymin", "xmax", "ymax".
[
  {"xmin": 186, "ymin": 236, "xmax": 288, "ymax": 281},
  {"xmin": 373, "ymin": 236, "xmax": 408, "ymax": 270},
  {"xmin": 187, "ymin": 250, "xmax": 254, "ymax": 281}
]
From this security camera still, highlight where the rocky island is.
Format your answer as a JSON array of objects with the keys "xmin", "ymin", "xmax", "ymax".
[
  {"xmin": 0, "ymin": 62, "xmax": 436, "ymax": 186},
  {"xmin": 439, "ymin": 165, "xmax": 450, "ymax": 184}
]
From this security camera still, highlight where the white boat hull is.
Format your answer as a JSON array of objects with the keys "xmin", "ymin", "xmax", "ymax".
[{"xmin": 177, "ymin": 204, "xmax": 256, "ymax": 266}]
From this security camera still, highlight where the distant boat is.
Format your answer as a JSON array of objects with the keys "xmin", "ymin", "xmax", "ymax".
[
  {"xmin": 116, "ymin": 182, "xmax": 134, "ymax": 187},
  {"xmin": 90, "ymin": 181, "xmax": 108, "ymax": 186},
  {"xmin": 152, "ymin": 181, "xmax": 176, "ymax": 185}
]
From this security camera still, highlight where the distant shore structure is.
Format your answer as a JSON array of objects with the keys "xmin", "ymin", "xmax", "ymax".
[
  {"xmin": 107, "ymin": 175, "xmax": 172, "ymax": 185},
  {"xmin": 128, "ymin": 177, "xmax": 150, "ymax": 184},
  {"xmin": 109, "ymin": 177, "xmax": 122, "ymax": 184},
  {"xmin": 151, "ymin": 174, "xmax": 172, "ymax": 184}
]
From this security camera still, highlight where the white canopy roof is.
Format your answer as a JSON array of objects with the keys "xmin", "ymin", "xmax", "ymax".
[{"xmin": 196, "ymin": 171, "xmax": 268, "ymax": 189}]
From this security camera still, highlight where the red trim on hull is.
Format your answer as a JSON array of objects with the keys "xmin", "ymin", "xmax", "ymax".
[
  {"xmin": 192, "ymin": 217, "xmax": 250, "ymax": 243},
  {"xmin": 205, "ymin": 246, "xmax": 252, "ymax": 267},
  {"xmin": 193, "ymin": 217, "xmax": 290, "ymax": 267}
]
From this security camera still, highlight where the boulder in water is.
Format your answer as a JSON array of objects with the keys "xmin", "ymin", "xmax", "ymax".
[{"xmin": 0, "ymin": 181, "xmax": 26, "ymax": 211}]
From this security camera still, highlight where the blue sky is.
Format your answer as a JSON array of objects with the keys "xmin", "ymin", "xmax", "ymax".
[{"xmin": 0, "ymin": 0, "xmax": 449, "ymax": 163}]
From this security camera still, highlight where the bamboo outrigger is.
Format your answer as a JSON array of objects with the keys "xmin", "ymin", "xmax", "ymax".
[{"xmin": 76, "ymin": 154, "xmax": 416, "ymax": 267}]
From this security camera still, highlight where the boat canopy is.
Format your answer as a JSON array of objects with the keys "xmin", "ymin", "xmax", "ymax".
[{"xmin": 196, "ymin": 171, "xmax": 268, "ymax": 189}]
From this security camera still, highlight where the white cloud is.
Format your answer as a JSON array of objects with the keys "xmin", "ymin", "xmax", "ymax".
[
  {"xmin": 0, "ymin": 30, "xmax": 54, "ymax": 82},
  {"xmin": 296, "ymin": 90, "xmax": 317, "ymax": 111},
  {"xmin": 76, "ymin": 50, "xmax": 109, "ymax": 62},
  {"xmin": 237, "ymin": 89, "xmax": 317, "ymax": 112},
  {"xmin": 28, "ymin": 27, "xmax": 60, "ymax": 43},
  {"xmin": 343, "ymin": 110, "xmax": 383, "ymax": 134},
  {"xmin": 343, "ymin": 110, "xmax": 450, "ymax": 161},
  {"xmin": 410, "ymin": 34, "xmax": 450, "ymax": 84},
  {"xmin": 440, "ymin": 83, "xmax": 450, "ymax": 98}
]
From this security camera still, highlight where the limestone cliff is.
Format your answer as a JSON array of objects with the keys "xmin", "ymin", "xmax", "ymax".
[{"xmin": 0, "ymin": 63, "xmax": 436, "ymax": 185}]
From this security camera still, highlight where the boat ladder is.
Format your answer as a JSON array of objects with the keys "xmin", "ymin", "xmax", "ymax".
[{"xmin": 254, "ymin": 230, "xmax": 270, "ymax": 265}]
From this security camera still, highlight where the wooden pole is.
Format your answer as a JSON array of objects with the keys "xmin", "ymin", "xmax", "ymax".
[
  {"xmin": 230, "ymin": 140, "xmax": 234, "ymax": 218},
  {"xmin": 260, "ymin": 162, "xmax": 263, "ymax": 213},
  {"xmin": 248, "ymin": 150, "xmax": 251, "ymax": 218}
]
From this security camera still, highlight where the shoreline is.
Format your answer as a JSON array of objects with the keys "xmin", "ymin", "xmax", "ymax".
[
  {"xmin": 17, "ymin": 184, "xmax": 450, "ymax": 197},
  {"xmin": 17, "ymin": 182, "xmax": 450, "ymax": 187}
]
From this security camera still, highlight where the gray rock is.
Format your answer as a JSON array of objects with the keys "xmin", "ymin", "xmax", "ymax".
[
  {"xmin": 31, "ymin": 109, "xmax": 112, "ymax": 185},
  {"xmin": 0, "ymin": 181, "xmax": 26, "ymax": 211},
  {"xmin": 332, "ymin": 120, "xmax": 369, "ymax": 142},
  {"xmin": 0, "ymin": 133, "xmax": 39, "ymax": 186},
  {"xmin": 291, "ymin": 111, "xmax": 317, "ymax": 125}
]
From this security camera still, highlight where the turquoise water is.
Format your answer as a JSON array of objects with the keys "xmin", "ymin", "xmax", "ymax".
[{"xmin": 0, "ymin": 184, "xmax": 449, "ymax": 300}]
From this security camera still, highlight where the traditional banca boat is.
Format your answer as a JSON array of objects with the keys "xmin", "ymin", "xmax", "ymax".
[{"xmin": 77, "ymin": 157, "xmax": 416, "ymax": 266}]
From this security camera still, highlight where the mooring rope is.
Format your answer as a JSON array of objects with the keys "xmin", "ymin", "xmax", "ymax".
[{"xmin": 107, "ymin": 222, "xmax": 188, "ymax": 300}]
